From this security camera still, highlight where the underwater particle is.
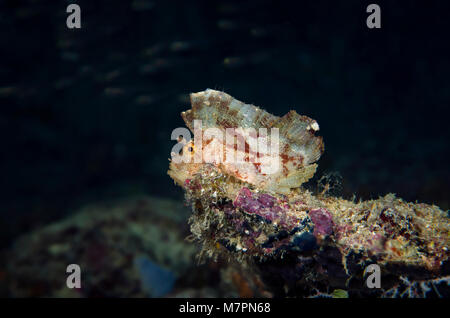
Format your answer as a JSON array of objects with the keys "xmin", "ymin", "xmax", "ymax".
[
  {"xmin": 0, "ymin": 86, "xmax": 17, "ymax": 97},
  {"xmin": 223, "ymin": 57, "xmax": 246, "ymax": 68},
  {"xmin": 250, "ymin": 27, "xmax": 268, "ymax": 38},
  {"xmin": 139, "ymin": 58, "xmax": 171, "ymax": 74},
  {"xmin": 170, "ymin": 41, "xmax": 192, "ymax": 52},
  {"xmin": 61, "ymin": 51, "xmax": 79, "ymax": 62},
  {"xmin": 131, "ymin": 0, "xmax": 155, "ymax": 11},
  {"xmin": 217, "ymin": 19, "xmax": 238, "ymax": 30},
  {"xmin": 135, "ymin": 95, "xmax": 155, "ymax": 105},
  {"xmin": 134, "ymin": 256, "xmax": 176, "ymax": 298},
  {"xmin": 103, "ymin": 87, "xmax": 125, "ymax": 97}
]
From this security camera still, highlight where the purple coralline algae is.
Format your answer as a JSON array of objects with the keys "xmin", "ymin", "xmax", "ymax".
[
  {"xmin": 308, "ymin": 208, "xmax": 334, "ymax": 237},
  {"xmin": 233, "ymin": 188, "xmax": 304, "ymax": 231}
]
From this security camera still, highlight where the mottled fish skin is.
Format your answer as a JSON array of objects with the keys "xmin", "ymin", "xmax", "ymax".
[{"xmin": 169, "ymin": 89, "xmax": 324, "ymax": 194}]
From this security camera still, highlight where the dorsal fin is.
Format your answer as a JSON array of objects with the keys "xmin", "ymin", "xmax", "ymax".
[{"xmin": 271, "ymin": 110, "xmax": 324, "ymax": 165}]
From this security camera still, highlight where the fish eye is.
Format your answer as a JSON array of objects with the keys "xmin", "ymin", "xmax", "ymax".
[{"xmin": 188, "ymin": 146, "xmax": 194, "ymax": 152}]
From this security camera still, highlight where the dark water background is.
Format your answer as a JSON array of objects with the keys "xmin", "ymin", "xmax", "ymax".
[{"xmin": 1, "ymin": 0, "xmax": 449, "ymax": 248}]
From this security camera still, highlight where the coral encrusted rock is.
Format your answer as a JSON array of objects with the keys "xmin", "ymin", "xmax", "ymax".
[{"xmin": 168, "ymin": 89, "xmax": 449, "ymax": 298}]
